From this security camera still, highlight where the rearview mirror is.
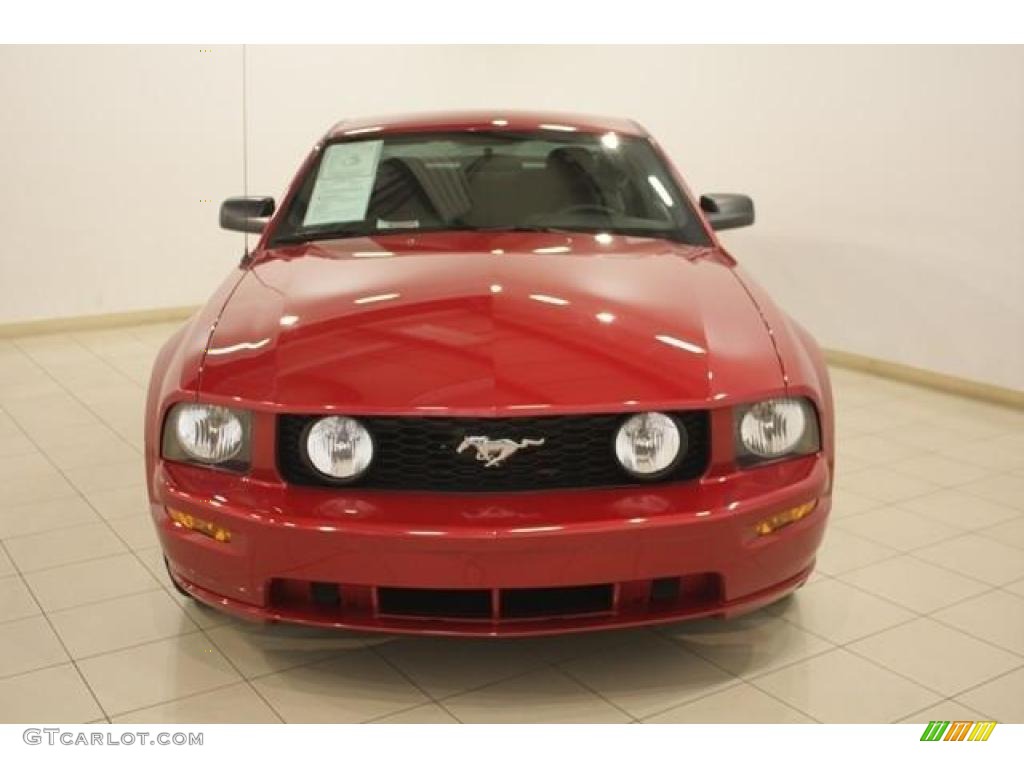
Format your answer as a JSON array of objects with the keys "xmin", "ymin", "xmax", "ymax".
[
  {"xmin": 700, "ymin": 194, "xmax": 754, "ymax": 231},
  {"xmin": 220, "ymin": 196, "xmax": 275, "ymax": 234}
]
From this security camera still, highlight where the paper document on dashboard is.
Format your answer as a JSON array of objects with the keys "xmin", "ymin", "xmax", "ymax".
[{"xmin": 303, "ymin": 140, "xmax": 383, "ymax": 226}]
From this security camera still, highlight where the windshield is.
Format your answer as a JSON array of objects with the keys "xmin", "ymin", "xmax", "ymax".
[{"xmin": 270, "ymin": 131, "xmax": 710, "ymax": 246}]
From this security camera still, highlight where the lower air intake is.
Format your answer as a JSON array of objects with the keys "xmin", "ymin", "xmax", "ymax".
[
  {"xmin": 500, "ymin": 584, "xmax": 614, "ymax": 619},
  {"xmin": 377, "ymin": 587, "xmax": 492, "ymax": 619}
]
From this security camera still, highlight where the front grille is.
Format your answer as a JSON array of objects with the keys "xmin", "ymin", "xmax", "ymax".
[{"xmin": 277, "ymin": 411, "xmax": 710, "ymax": 492}]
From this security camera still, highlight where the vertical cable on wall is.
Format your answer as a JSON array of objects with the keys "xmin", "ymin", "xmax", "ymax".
[
  {"xmin": 242, "ymin": 44, "xmax": 248, "ymax": 197},
  {"xmin": 241, "ymin": 44, "xmax": 249, "ymax": 252}
]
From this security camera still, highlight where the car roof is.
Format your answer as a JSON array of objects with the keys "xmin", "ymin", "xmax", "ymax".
[{"xmin": 324, "ymin": 110, "xmax": 648, "ymax": 140}]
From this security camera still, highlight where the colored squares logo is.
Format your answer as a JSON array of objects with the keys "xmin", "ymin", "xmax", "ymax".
[{"xmin": 920, "ymin": 721, "xmax": 997, "ymax": 742}]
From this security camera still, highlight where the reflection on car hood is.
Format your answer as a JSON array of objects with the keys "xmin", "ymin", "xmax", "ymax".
[{"xmin": 197, "ymin": 232, "xmax": 785, "ymax": 413}]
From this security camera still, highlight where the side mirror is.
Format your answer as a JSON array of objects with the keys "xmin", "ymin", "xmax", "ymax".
[
  {"xmin": 220, "ymin": 196, "xmax": 275, "ymax": 234},
  {"xmin": 700, "ymin": 193, "xmax": 754, "ymax": 231}
]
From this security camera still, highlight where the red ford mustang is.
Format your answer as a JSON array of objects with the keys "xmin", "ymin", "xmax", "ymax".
[{"xmin": 146, "ymin": 110, "xmax": 834, "ymax": 636}]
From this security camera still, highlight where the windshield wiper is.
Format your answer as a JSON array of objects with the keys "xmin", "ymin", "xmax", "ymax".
[
  {"xmin": 272, "ymin": 223, "xmax": 569, "ymax": 246},
  {"xmin": 272, "ymin": 223, "xmax": 686, "ymax": 246},
  {"xmin": 447, "ymin": 224, "xmax": 580, "ymax": 235},
  {"xmin": 272, "ymin": 227, "xmax": 371, "ymax": 245},
  {"xmin": 455, "ymin": 223, "xmax": 689, "ymax": 243}
]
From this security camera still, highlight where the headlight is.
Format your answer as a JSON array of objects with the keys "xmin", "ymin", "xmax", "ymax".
[
  {"xmin": 735, "ymin": 397, "xmax": 820, "ymax": 463},
  {"xmin": 304, "ymin": 416, "xmax": 374, "ymax": 481},
  {"xmin": 615, "ymin": 412, "xmax": 685, "ymax": 478},
  {"xmin": 163, "ymin": 403, "xmax": 251, "ymax": 469}
]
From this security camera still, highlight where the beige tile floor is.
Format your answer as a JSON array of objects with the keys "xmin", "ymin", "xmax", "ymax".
[{"xmin": 1, "ymin": 322, "xmax": 1023, "ymax": 723}]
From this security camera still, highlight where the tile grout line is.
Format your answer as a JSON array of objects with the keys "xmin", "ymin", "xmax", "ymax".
[
  {"xmin": 839, "ymin": 643, "xmax": 1024, "ymax": 709},
  {"xmin": 425, "ymin": 630, "xmax": 684, "ymax": 722},
  {"xmin": 0, "ymin": 584, "xmax": 171, "ymax": 631},
  {"xmin": 7, "ymin": 328, "xmax": 264, "ymax": 663},
  {"xmin": 0, "ymin": 500, "xmax": 143, "ymax": 541},
  {"xmin": 2, "ymin": 524, "xmax": 139, "ymax": 576},
  {"xmin": 0, "ymin": 658, "xmax": 75, "ymax": 684},
  {"xmin": 11, "ymin": 334, "xmax": 140, "ymax": 399},
  {"xmin": 913, "ymin": 588, "xmax": 1024, "ymax": 660},
  {"xmin": 367, "ymin": 634, "xmax": 641, "ymax": 723},
  {"xmin": 737, "ymin": 637, "xmax": 946, "ymax": 724},
  {"xmin": 749, "ymin": 585, "xmax": 930, "ymax": 657},
  {"xmin": 837, "ymin": 565, "xmax": 1009, "ymax": 621},
  {"xmin": 0, "ymin": 538, "xmax": 109, "ymax": 720},
  {"xmin": 928, "ymin": 659, "xmax": 1024, "ymax": 702},
  {"xmin": 630, "ymin": 678, "xmax": 759, "ymax": 724},
  {"xmin": 820, "ymin": 526, "xmax": 1024, "ymax": 621},
  {"xmin": 361, "ymin": 698, "xmax": 452, "ymax": 724},
  {"xmin": 721, "ymin": 563, "xmax": 1024, "ymax": 710},
  {"xmin": 411, "ymin": 646, "xmax": 637, "ymax": 723},
  {"xmin": 549, "ymin": 648, "xmax": 651, "ymax": 723},
  {"xmin": 0, "ymin": 624, "xmax": 207, "ymax": 680},
  {"xmin": 3, "ymin": 335, "xmax": 186, "ymax": 632},
  {"xmin": 105, "ymin": 677, "xmax": 270, "ymax": 723},
  {"xmin": 832, "ymin": 521, "xmax": 1024, "ymax": 566},
  {"xmin": 835, "ymin": 430, "xmax": 1019, "ymax": 473},
  {"xmin": 844, "ymin": 461, "xmax": 1024, "ymax": 515},
  {"xmin": 194, "ymin": 626, "xmax": 288, "ymax": 725},
  {"xmin": 7, "ymin": 582, "xmax": 175, "ymax": 622},
  {"xmin": 577, "ymin": 663, "xmax": 745, "ymax": 729},
  {"xmin": 653, "ymin": 628, "xmax": 832, "ymax": 723},
  {"xmin": 898, "ymin": 695, "xmax": 994, "ymax": 724},
  {"xmin": 898, "ymin": 549, "xmax": 1024, "ymax": 607},
  {"xmin": 832, "ymin": 466, "xmax": 1016, "ymax": 516},
  {"xmin": 9, "ymin": 334, "xmax": 144, "ymax": 451},
  {"xmin": 828, "ymin": 507, "xmax": 998, "ymax": 552},
  {"xmin": 765, "ymin": 579, "xmax": 1024, "ymax": 710},
  {"xmin": 199, "ymin": 631, "xmax": 365, "ymax": 689},
  {"xmin": 548, "ymin": 395, "xmax": 1018, "ymax": 720},
  {"xmin": 366, "ymin": 643, "xmax": 467, "ymax": 724},
  {"xmin": 224, "ymin": 630, "xmax": 655, "ymax": 723},
  {"xmin": 815, "ymin": 541, "xmax": 906, "ymax": 576},
  {"xmin": 0, "ymin": 353, "xmax": 243, "ymax": 724}
]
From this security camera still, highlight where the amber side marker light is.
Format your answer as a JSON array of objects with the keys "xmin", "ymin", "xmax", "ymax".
[
  {"xmin": 167, "ymin": 508, "xmax": 232, "ymax": 543},
  {"xmin": 754, "ymin": 501, "xmax": 817, "ymax": 537}
]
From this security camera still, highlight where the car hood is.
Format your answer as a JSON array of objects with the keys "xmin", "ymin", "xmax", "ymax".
[{"xmin": 197, "ymin": 232, "xmax": 785, "ymax": 413}]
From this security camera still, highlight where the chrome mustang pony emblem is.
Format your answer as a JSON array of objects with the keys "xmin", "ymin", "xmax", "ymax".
[{"xmin": 456, "ymin": 436, "xmax": 546, "ymax": 468}]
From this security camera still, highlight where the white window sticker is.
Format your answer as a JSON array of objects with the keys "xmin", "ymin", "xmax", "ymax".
[{"xmin": 303, "ymin": 140, "xmax": 383, "ymax": 226}]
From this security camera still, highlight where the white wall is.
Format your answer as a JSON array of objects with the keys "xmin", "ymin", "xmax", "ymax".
[
  {"xmin": 2, "ymin": 45, "xmax": 1022, "ymax": 390},
  {"xmin": 0, "ymin": 45, "xmax": 244, "ymax": 320}
]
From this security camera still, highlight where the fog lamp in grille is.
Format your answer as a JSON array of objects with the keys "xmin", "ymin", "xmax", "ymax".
[
  {"xmin": 614, "ymin": 412, "xmax": 684, "ymax": 478},
  {"xmin": 753, "ymin": 501, "xmax": 816, "ymax": 536}
]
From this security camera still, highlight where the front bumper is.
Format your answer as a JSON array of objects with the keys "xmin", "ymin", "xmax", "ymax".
[{"xmin": 154, "ymin": 454, "xmax": 830, "ymax": 636}]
